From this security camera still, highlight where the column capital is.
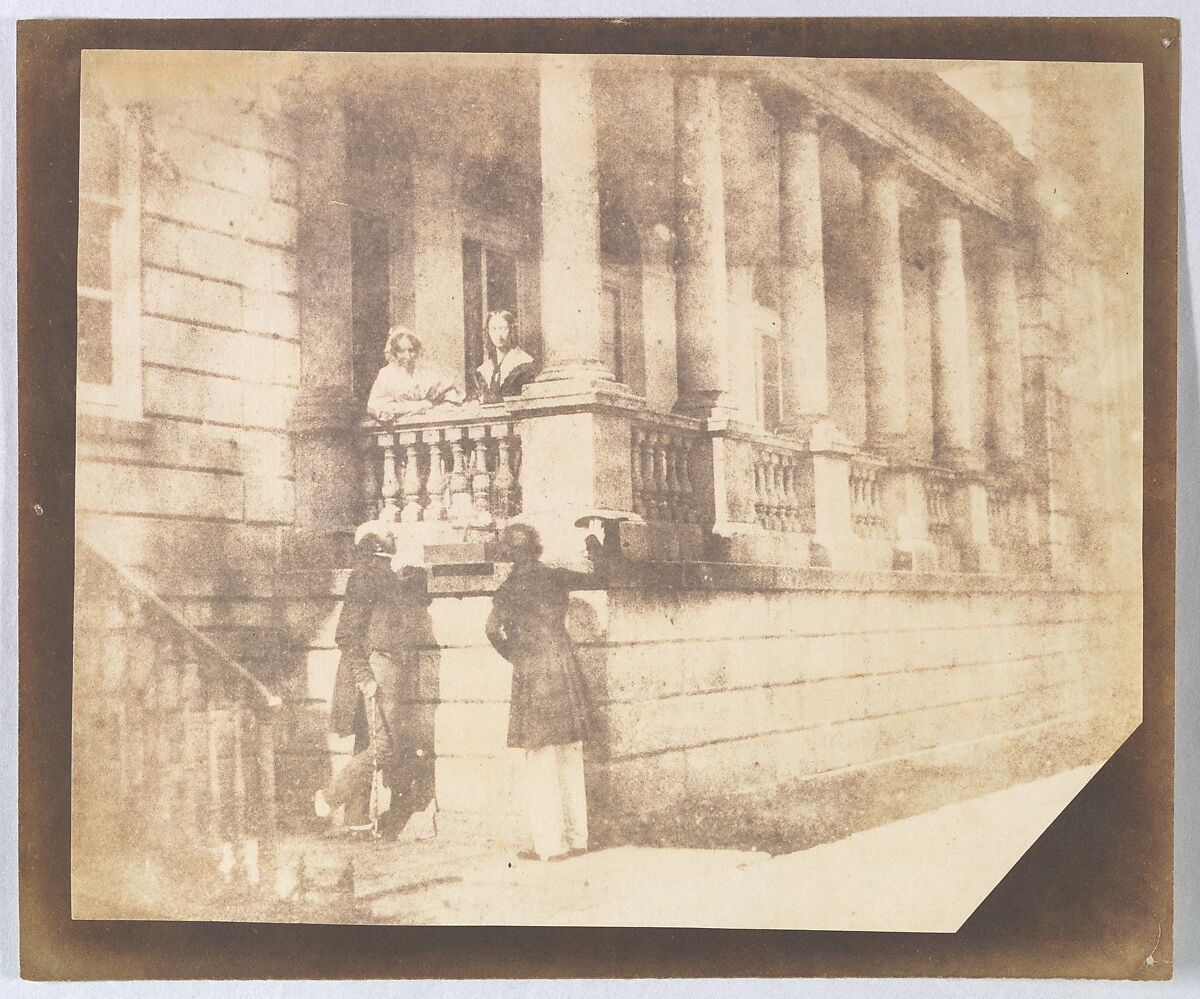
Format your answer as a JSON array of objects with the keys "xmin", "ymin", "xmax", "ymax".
[
  {"xmin": 757, "ymin": 86, "xmax": 826, "ymax": 134},
  {"xmin": 844, "ymin": 135, "xmax": 902, "ymax": 182}
]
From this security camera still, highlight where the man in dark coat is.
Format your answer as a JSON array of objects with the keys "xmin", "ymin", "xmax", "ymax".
[
  {"xmin": 318, "ymin": 524, "xmax": 432, "ymax": 833},
  {"xmin": 485, "ymin": 524, "xmax": 604, "ymax": 861}
]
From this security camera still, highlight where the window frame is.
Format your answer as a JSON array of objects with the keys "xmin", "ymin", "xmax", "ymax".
[{"xmin": 77, "ymin": 105, "xmax": 143, "ymax": 420}]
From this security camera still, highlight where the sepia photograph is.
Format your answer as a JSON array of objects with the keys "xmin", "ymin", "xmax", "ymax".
[{"xmin": 68, "ymin": 46, "xmax": 1144, "ymax": 932}]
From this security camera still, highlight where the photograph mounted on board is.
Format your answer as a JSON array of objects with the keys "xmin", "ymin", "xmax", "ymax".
[{"xmin": 71, "ymin": 48, "xmax": 1143, "ymax": 932}]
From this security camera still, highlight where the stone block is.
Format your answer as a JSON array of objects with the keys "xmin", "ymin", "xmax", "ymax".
[
  {"xmin": 435, "ymin": 647, "xmax": 512, "ymax": 703},
  {"xmin": 242, "ymin": 289, "xmax": 300, "ymax": 339},
  {"xmin": 153, "ymin": 125, "xmax": 273, "ymax": 198},
  {"xmin": 142, "ymin": 367, "xmax": 241, "ymax": 425},
  {"xmin": 76, "ymin": 460, "xmax": 243, "ymax": 521},
  {"xmin": 684, "ymin": 735, "xmax": 775, "ymax": 798},
  {"xmin": 143, "ymin": 266, "xmax": 243, "ymax": 330},
  {"xmin": 434, "ymin": 752, "xmax": 522, "ymax": 814},
  {"xmin": 433, "ymin": 702, "xmax": 510, "ymax": 756},
  {"xmin": 269, "ymin": 155, "xmax": 299, "ymax": 204},
  {"xmin": 244, "ymin": 475, "xmax": 295, "ymax": 524},
  {"xmin": 241, "ymin": 384, "xmax": 296, "ymax": 431}
]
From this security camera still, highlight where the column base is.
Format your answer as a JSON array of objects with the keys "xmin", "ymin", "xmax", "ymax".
[
  {"xmin": 674, "ymin": 390, "xmax": 734, "ymax": 420},
  {"xmin": 934, "ymin": 444, "xmax": 977, "ymax": 473},
  {"xmin": 861, "ymin": 431, "xmax": 909, "ymax": 461}
]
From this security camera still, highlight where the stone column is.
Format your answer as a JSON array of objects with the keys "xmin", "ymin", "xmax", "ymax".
[
  {"xmin": 774, "ymin": 98, "xmax": 830, "ymax": 435},
  {"xmin": 855, "ymin": 147, "xmax": 909, "ymax": 455},
  {"xmin": 928, "ymin": 202, "xmax": 974, "ymax": 469},
  {"xmin": 534, "ymin": 55, "xmax": 611, "ymax": 388},
  {"xmin": 984, "ymin": 239, "xmax": 1027, "ymax": 467},
  {"xmin": 672, "ymin": 73, "xmax": 731, "ymax": 417},
  {"xmin": 288, "ymin": 95, "xmax": 360, "ymax": 545}
]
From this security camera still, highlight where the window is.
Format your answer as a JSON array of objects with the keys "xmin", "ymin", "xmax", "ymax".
[
  {"xmin": 77, "ymin": 91, "xmax": 141, "ymax": 417},
  {"xmin": 462, "ymin": 238, "xmax": 520, "ymax": 386},
  {"xmin": 600, "ymin": 283, "xmax": 624, "ymax": 383}
]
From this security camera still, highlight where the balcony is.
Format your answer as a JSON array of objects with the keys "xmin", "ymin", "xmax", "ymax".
[{"xmin": 355, "ymin": 396, "xmax": 1047, "ymax": 575}]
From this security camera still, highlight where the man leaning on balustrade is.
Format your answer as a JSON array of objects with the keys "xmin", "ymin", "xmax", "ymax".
[{"xmin": 366, "ymin": 325, "xmax": 469, "ymax": 422}]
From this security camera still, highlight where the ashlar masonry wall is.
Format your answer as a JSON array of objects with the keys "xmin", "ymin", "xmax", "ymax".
[
  {"xmin": 77, "ymin": 96, "xmax": 301, "ymax": 675},
  {"xmin": 281, "ymin": 567, "xmax": 1140, "ymax": 848}
]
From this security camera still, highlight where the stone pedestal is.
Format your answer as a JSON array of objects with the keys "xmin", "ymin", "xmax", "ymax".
[
  {"xmin": 886, "ymin": 470, "xmax": 939, "ymax": 572},
  {"xmin": 808, "ymin": 421, "xmax": 859, "ymax": 569},
  {"xmin": 955, "ymin": 480, "xmax": 1001, "ymax": 574},
  {"xmin": 508, "ymin": 388, "xmax": 645, "ymax": 564}
]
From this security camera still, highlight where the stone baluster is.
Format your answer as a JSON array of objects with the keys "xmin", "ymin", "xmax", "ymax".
[
  {"xmin": 379, "ymin": 441, "xmax": 400, "ymax": 522},
  {"xmin": 639, "ymin": 431, "xmax": 656, "ymax": 518},
  {"xmin": 470, "ymin": 435, "xmax": 495, "ymax": 527},
  {"xmin": 664, "ymin": 439, "xmax": 682, "ymax": 522},
  {"xmin": 425, "ymin": 438, "xmax": 446, "ymax": 522},
  {"xmin": 677, "ymin": 445, "xmax": 695, "ymax": 524},
  {"xmin": 401, "ymin": 442, "xmax": 424, "ymax": 523},
  {"xmin": 651, "ymin": 434, "xmax": 668, "ymax": 520},
  {"xmin": 494, "ymin": 431, "xmax": 517, "ymax": 520},
  {"xmin": 630, "ymin": 427, "xmax": 645, "ymax": 517},
  {"xmin": 448, "ymin": 438, "xmax": 472, "ymax": 524},
  {"xmin": 360, "ymin": 448, "xmax": 380, "ymax": 521}
]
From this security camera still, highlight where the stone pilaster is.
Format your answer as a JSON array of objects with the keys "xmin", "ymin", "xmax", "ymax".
[
  {"xmin": 854, "ymin": 146, "xmax": 909, "ymax": 456},
  {"xmin": 928, "ymin": 203, "xmax": 975, "ymax": 470},
  {"xmin": 774, "ymin": 97, "xmax": 831, "ymax": 436},
  {"xmin": 289, "ymin": 94, "xmax": 359, "ymax": 539},
  {"xmin": 984, "ymin": 239, "xmax": 1027, "ymax": 468},
  {"xmin": 533, "ymin": 55, "xmax": 611, "ymax": 391},
  {"xmin": 672, "ymin": 73, "xmax": 732, "ymax": 418}
]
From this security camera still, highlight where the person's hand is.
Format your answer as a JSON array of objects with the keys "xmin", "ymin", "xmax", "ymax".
[{"xmin": 359, "ymin": 678, "xmax": 378, "ymax": 699}]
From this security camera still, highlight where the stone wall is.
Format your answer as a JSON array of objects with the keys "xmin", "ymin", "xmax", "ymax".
[
  {"xmin": 280, "ymin": 567, "xmax": 1140, "ymax": 848},
  {"xmin": 76, "ymin": 96, "xmax": 301, "ymax": 675}
]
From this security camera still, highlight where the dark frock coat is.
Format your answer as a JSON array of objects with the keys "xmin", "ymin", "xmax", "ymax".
[
  {"xmin": 329, "ymin": 557, "xmax": 432, "ymax": 739},
  {"xmin": 485, "ymin": 562, "xmax": 595, "ymax": 750}
]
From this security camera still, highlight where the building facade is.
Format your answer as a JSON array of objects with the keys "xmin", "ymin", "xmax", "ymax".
[{"xmin": 71, "ymin": 52, "xmax": 1141, "ymax": 906}]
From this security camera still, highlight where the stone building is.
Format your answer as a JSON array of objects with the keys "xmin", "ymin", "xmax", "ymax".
[{"xmin": 71, "ymin": 52, "xmax": 1140, "ymax": 903}]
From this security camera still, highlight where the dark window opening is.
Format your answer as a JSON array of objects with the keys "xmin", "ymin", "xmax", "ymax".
[
  {"xmin": 351, "ymin": 213, "xmax": 390, "ymax": 405},
  {"xmin": 462, "ymin": 238, "xmax": 519, "ymax": 388},
  {"xmin": 601, "ymin": 283, "xmax": 624, "ymax": 383}
]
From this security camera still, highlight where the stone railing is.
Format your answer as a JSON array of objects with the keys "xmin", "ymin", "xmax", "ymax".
[
  {"xmin": 985, "ymin": 478, "xmax": 1022, "ymax": 549},
  {"xmin": 749, "ymin": 439, "xmax": 815, "ymax": 534},
  {"xmin": 630, "ymin": 417, "xmax": 708, "ymax": 525},
  {"xmin": 73, "ymin": 540, "xmax": 283, "ymax": 892},
  {"xmin": 923, "ymin": 467, "xmax": 957, "ymax": 541},
  {"xmin": 360, "ymin": 409, "xmax": 523, "ymax": 528},
  {"xmin": 849, "ymin": 454, "xmax": 888, "ymax": 538}
]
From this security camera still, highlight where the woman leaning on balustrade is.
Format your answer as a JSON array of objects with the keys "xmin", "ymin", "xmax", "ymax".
[
  {"xmin": 367, "ymin": 326, "xmax": 466, "ymax": 422},
  {"xmin": 472, "ymin": 310, "xmax": 537, "ymax": 404}
]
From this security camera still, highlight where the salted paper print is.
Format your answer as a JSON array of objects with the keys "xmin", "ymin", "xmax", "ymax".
[{"xmin": 71, "ymin": 50, "xmax": 1143, "ymax": 930}]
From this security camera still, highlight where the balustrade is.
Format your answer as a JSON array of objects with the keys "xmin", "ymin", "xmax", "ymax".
[
  {"xmin": 750, "ymin": 442, "xmax": 814, "ymax": 533},
  {"xmin": 73, "ymin": 542, "xmax": 281, "ymax": 893},
  {"xmin": 361, "ymin": 414, "xmax": 522, "ymax": 528},
  {"xmin": 849, "ymin": 456, "xmax": 888, "ymax": 538},
  {"xmin": 924, "ymin": 470, "xmax": 955, "ymax": 540},
  {"xmin": 986, "ymin": 480, "xmax": 1020, "ymax": 548},
  {"xmin": 631, "ymin": 421, "xmax": 705, "ymax": 525}
]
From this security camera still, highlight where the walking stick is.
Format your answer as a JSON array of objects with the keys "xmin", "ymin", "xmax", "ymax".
[{"xmin": 365, "ymin": 688, "xmax": 391, "ymax": 838}]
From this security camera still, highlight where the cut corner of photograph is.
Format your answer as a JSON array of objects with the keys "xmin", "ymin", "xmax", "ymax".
[{"xmin": 67, "ymin": 46, "xmax": 1146, "ymax": 941}]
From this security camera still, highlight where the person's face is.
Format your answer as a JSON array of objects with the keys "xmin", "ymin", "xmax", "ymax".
[
  {"xmin": 393, "ymin": 338, "xmax": 418, "ymax": 371},
  {"xmin": 487, "ymin": 315, "xmax": 512, "ymax": 353}
]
